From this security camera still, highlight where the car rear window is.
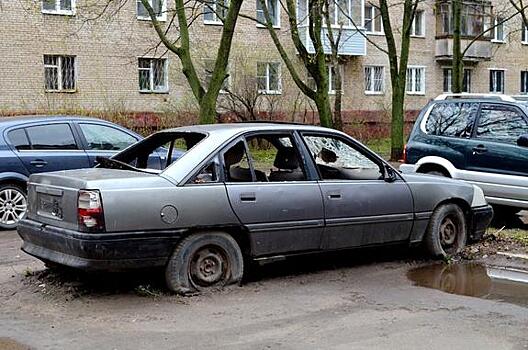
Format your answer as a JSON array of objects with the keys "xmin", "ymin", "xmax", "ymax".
[
  {"xmin": 425, "ymin": 102, "xmax": 479, "ymax": 138},
  {"xmin": 25, "ymin": 124, "xmax": 78, "ymax": 150},
  {"xmin": 7, "ymin": 129, "xmax": 30, "ymax": 150}
]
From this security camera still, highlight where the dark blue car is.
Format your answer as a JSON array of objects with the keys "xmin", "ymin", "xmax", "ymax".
[{"xmin": 0, "ymin": 115, "xmax": 147, "ymax": 229}]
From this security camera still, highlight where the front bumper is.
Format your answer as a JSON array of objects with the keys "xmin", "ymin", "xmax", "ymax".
[
  {"xmin": 469, "ymin": 205, "xmax": 494, "ymax": 242},
  {"xmin": 17, "ymin": 219, "xmax": 185, "ymax": 271}
]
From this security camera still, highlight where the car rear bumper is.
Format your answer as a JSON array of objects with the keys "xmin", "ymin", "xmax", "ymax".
[
  {"xmin": 469, "ymin": 205, "xmax": 494, "ymax": 242},
  {"xmin": 17, "ymin": 219, "xmax": 185, "ymax": 271}
]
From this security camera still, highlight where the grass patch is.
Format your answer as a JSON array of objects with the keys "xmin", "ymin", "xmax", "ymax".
[
  {"xmin": 496, "ymin": 228, "xmax": 528, "ymax": 247},
  {"xmin": 364, "ymin": 138, "xmax": 391, "ymax": 160}
]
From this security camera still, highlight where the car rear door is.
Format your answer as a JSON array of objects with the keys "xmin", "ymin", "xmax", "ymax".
[
  {"xmin": 464, "ymin": 103, "xmax": 528, "ymax": 201},
  {"xmin": 8, "ymin": 123, "xmax": 91, "ymax": 174},
  {"xmin": 300, "ymin": 133, "xmax": 414, "ymax": 249},
  {"xmin": 222, "ymin": 133, "xmax": 325, "ymax": 257}
]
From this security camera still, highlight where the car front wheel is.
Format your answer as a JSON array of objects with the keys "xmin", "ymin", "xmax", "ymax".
[
  {"xmin": 424, "ymin": 204, "xmax": 467, "ymax": 258},
  {"xmin": 0, "ymin": 184, "xmax": 27, "ymax": 230},
  {"xmin": 165, "ymin": 232, "xmax": 244, "ymax": 294}
]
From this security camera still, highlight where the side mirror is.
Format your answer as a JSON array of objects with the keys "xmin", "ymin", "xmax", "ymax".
[
  {"xmin": 517, "ymin": 134, "xmax": 528, "ymax": 148},
  {"xmin": 384, "ymin": 165, "xmax": 398, "ymax": 183}
]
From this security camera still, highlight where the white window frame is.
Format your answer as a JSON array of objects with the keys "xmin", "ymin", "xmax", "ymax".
[
  {"xmin": 204, "ymin": 0, "xmax": 228, "ymax": 25},
  {"xmin": 442, "ymin": 67, "xmax": 472, "ymax": 93},
  {"xmin": 138, "ymin": 58, "xmax": 169, "ymax": 93},
  {"xmin": 410, "ymin": 10, "xmax": 425, "ymax": 37},
  {"xmin": 328, "ymin": 65, "xmax": 344, "ymax": 94},
  {"xmin": 406, "ymin": 66, "xmax": 426, "ymax": 95},
  {"xmin": 256, "ymin": 0, "xmax": 281, "ymax": 28},
  {"xmin": 41, "ymin": 0, "xmax": 76, "ymax": 16},
  {"xmin": 43, "ymin": 55, "xmax": 77, "ymax": 93},
  {"xmin": 257, "ymin": 62, "xmax": 282, "ymax": 95},
  {"xmin": 522, "ymin": 22, "xmax": 528, "ymax": 44},
  {"xmin": 489, "ymin": 68, "xmax": 505, "ymax": 94},
  {"xmin": 137, "ymin": 0, "xmax": 167, "ymax": 21},
  {"xmin": 492, "ymin": 17, "xmax": 505, "ymax": 43},
  {"xmin": 364, "ymin": 65, "xmax": 385, "ymax": 95},
  {"xmin": 364, "ymin": 5, "xmax": 383, "ymax": 35},
  {"xmin": 204, "ymin": 59, "xmax": 231, "ymax": 93}
]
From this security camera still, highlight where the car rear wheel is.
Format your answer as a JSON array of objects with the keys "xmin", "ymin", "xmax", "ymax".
[
  {"xmin": 165, "ymin": 232, "xmax": 244, "ymax": 294},
  {"xmin": 0, "ymin": 184, "xmax": 27, "ymax": 230},
  {"xmin": 424, "ymin": 170, "xmax": 447, "ymax": 177},
  {"xmin": 424, "ymin": 204, "xmax": 467, "ymax": 258}
]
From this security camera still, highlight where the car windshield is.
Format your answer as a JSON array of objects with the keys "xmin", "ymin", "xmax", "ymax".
[{"xmin": 99, "ymin": 131, "xmax": 207, "ymax": 173}]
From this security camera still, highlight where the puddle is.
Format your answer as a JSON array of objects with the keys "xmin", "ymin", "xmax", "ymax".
[
  {"xmin": 0, "ymin": 338, "xmax": 31, "ymax": 350},
  {"xmin": 407, "ymin": 263, "xmax": 528, "ymax": 308}
]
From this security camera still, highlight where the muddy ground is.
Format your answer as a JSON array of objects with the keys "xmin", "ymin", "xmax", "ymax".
[{"xmin": 0, "ymin": 214, "xmax": 527, "ymax": 350}]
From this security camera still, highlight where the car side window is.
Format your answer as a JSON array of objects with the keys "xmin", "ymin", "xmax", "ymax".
[
  {"xmin": 79, "ymin": 124, "xmax": 137, "ymax": 151},
  {"xmin": 425, "ymin": 102, "xmax": 479, "ymax": 138},
  {"xmin": 303, "ymin": 135, "xmax": 383, "ymax": 181},
  {"xmin": 476, "ymin": 105, "xmax": 528, "ymax": 144},
  {"xmin": 190, "ymin": 162, "xmax": 218, "ymax": 184},
  {"xmin": 25, "ymin": 124, "xmax": 78, "ymax": 150},
  {"xmin": 223, "ymin": 141, "xmax": 253, "ymax": 182},
  {"xmin": 245, "ymin": 134, "xmax": 307, "ymax": 182},
  {"xmin": 7, "ymin": 129, "xmax": 30, "ymax": 150}
]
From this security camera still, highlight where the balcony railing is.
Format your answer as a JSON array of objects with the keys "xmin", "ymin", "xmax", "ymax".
[{"xmin": 298, "ymin": 26, "xmax": 367, "ymax": 56}]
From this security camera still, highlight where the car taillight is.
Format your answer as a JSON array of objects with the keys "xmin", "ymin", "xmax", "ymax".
[
  {"xmin": 402, "ymin": 144, "xmax": 408, "ymax": 163},
  {"xmin": 78, "ymin": 190, "xmax": 105, "ymax": 232}
]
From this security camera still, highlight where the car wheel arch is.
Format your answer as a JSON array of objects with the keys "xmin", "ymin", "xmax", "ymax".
[
  {"xmin": 414, "ymin": 156, "xmax": 456, "ymax": 177},
  {"xmin": 183, "ymin": 225, "xmax": 251, "ymax": 256},
  {"xmin": 431, "ymin": 198, "xmax": 471, "ymax": 225}
]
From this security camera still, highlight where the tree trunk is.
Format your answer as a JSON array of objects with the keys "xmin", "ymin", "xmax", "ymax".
[
  {"xmin": 390, "ymin": 78, "xmax": 405, "ymax": 161},
  {"xmin": 333, "ymin": 65, "xmax": 344, "ymax": 131},
  {"xmin": 315, "ymin": 94, "xmax": 333, "ymax": 128},
  {"xmin": 199, "ymin": 93, "xmax": 218, "ymax": 124},
  {"xmin": 452, "ymin": 0, "xmax": 464, "ymax": 93}
]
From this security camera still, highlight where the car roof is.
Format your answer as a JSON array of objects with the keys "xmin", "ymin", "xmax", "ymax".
[{"xmin": 0, "ymin": 115, "xmax": 112, "ymax": 129}]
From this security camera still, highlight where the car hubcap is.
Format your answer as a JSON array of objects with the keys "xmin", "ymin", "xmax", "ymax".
[
  {"xmin": 440, "ymin": 217, "xmax": 458, "ymax": 247},
  {"xmin": 0, "ymin": 189, "xmax": 27, "ymax": 226},
  {"xmin": 190, "ymin": 246, "xmax": 228, "ymax": 287}
]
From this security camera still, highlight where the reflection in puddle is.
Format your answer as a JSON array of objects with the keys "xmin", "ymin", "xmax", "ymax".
[{"xmin": 407, "ymin": 263, "xmax": 528, "ymax": 308}]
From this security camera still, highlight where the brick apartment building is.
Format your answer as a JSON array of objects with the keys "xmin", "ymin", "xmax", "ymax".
[{"xmin": 1, "ymin": 0, "xmax": 528, "ymax": 129}]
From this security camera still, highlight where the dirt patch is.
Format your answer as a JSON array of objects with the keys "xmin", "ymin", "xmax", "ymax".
[{"xmin": 0, "ymin": 338, "xmax": 31, "ymax": 350}]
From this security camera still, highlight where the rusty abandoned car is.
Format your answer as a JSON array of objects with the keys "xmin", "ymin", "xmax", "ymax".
[{"xmin": 17, "ymin": 123, "xmax": 493, "ymax": 293}]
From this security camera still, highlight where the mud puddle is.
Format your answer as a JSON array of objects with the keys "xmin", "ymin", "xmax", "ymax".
[
  {"xmin": 0, "ymin": 338, "xmax": 31, "ymax": 350},
  {"xmin": 408, "ymin": 263, "xmax": 528, "ymax": 308}
]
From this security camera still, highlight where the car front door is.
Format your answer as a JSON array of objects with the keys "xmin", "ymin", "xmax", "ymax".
[
  {"xmin": 8, "ymin": 123, "xmax": 91, "ymax": 174},
  {"xmin": 464, "ymin": 103, "xmax": 528, "ymax": 202},
  {"xmin": 301, "ymin": 133, "xmax": 414, "ymax": 249},
  {"xmin": 223, "ymin": 133, "xmax": 325, "ymax": 257}
]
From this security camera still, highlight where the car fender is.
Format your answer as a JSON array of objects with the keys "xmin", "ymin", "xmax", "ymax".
[
  {"xmin": 414, "ymin": 156, "xmax": 459, "ymax": 177},
  {"xmin": 0, "ymin": 172, "xmax": 29, "ymax": 186}
]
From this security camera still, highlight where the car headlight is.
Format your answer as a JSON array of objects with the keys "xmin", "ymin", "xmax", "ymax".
[{"xmin": 471, "ymin": 185, "xmax": 487, "ymax": 207}]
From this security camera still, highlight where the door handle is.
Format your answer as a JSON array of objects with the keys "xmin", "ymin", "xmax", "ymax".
[
  {"xmin": 472, "ymin": 145, "xmax": 488, "ymax": 155},
  {"xmin": 240, "ymin": 192, "xmax": 256, "ymax": 202},
  {"xmin": 328, "ymin": 192, "xmax": 342, "ymax": 200},
  {"xmin": 30, "ymin": 159, "xmax": 48, "ymax": 168}
]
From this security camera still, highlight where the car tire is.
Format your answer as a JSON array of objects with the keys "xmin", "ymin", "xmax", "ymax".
[
  {"xmin": 165, "ymin": 232, "xmax": 244, "ymax": 294},
  {"xmin": 424, "ymin": 170, "xmax": 447, "ymax": 177},
  {"xmin": 424, "ymin": 204, "xmax": 467, "ymax": 258},
  {"xmin": 0, "ymin": 183, "xmax": 27, "ymax": 230}
]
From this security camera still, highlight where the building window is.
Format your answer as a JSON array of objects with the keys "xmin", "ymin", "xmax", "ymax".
[
  {"xmin": 306, "ymin": 66, "xmax": 341, "ymax": 94},
  {"xmin": 489, "ymin": 69, "xmax": 505, "ymax": 94},
  {"xmin": 406, "ymin": 67, "xmax": 425, "ymax": 95},
  {"xmin": 44, "ymin": 55, "xmax": 76, "ymax": 92},
  {"xmin": 257, "ymin": 62, "xmax": 281, "ymax": 94},
  {"xmin": 521, "ymin": 71, "xmax": 528, "ymax": 94},
  {"xmin": 437, "ymin": 2, "xmax": 492, "ymax": 38},
  {"xmin": 364, "ymin": 5, "xmax": 383, "ymax": 34},
  {"xmin": 443, "ymin": 68, "xmax": 471, "ymax": 93},
  {"xmin": 42, "ymin": 0, "xmax": 75, "ymax": 15},
  {"xmin": 138, "ymin": 58, "xmax": 168, "ymax": 93},
  {"xmin": 493, "ymin": 17, "xmax": 504, "ymax": 42},
  {"xmin": 204, "ymin": 0, "xmax": 228, "ymax": 24},
  {"xmin": 256, "ymin": 0, "xmax": 280, "ymax": 27},
  {"xmin": 523, "ymin": 22, "xmax": 528, "ymax": 44},
  {"xmin": 411, "ymin": 10, "xmax": 425, "ymax": 37},
  {"xmin": 137, "ymin": 0, "xmax": 166, "ymax": 21},
  {"xmin": 204, "ymin": 60, "xmax": 230, "ymax": 92},
  {"xmin": 364, "ymin": 66, "xmax": 384, "ymax": 94},
  {"xmin": 327, "ymin": 0, "xmax": 352, "ymax": 27}
]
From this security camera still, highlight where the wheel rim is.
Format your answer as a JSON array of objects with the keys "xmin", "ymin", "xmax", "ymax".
[
  {"xmin": 189, "ymin": 246, "xmax": 229, "ymax": 288},
  {"xmin": 0, "ymin": 188, "xmax": 27, "ymax": 226},
  {"xmin": 440, "ymin": 216, "xmax": 459, "ymax": 251}
]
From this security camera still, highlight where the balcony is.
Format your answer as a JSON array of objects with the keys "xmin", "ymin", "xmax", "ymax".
[
  {"xmin": 298, "ymin": 27, "xmax": 367, "ymax": 56},
  {"xmin": 435, "ymin": 37, "xmax": 492, "ymax": 61},
  {"xmin": 297, "ymin": 0, "xmax": 366, "ymax": 56}
]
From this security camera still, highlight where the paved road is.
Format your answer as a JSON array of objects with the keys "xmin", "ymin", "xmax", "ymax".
[{"xmin": 1, "ymin": 231, "xmax": 527, "ymax": 350}]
